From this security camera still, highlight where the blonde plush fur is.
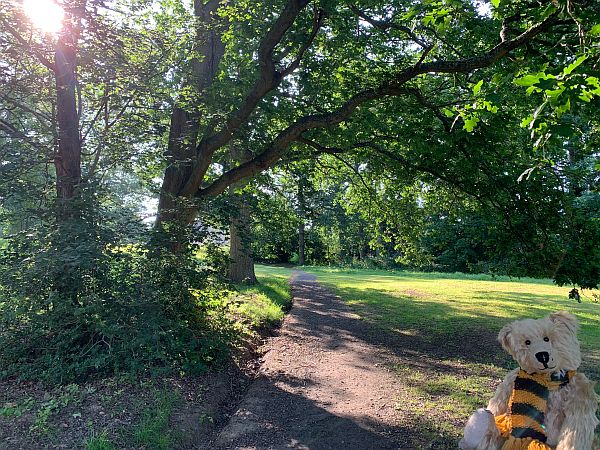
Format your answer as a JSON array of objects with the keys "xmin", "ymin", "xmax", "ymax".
[{"xmin": 459, "ymin": 311, "xmax": 599, "ymax": 450}]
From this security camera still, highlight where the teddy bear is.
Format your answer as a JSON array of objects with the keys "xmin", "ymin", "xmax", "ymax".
[{"xmin": 459, "ymin": 311, "xmax": 599, "ymax": 450}]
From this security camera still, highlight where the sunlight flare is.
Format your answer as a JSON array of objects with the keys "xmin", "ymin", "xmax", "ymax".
[{"xmin": 22, "ymin": 0, "xmax": 65, "ymax": 34}]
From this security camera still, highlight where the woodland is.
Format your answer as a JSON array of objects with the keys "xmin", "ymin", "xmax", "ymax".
[{"xmin": 0, "ymin": 0, "xmax": 599, "ymax": 382}]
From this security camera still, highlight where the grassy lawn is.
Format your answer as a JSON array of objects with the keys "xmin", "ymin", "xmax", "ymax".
[
  {"xmin": 301, "ymin": 266, "xmax": 600, "ymax": 449},
  {"xmin": 231, "ymin": 265, "xmax": 293, "ymax": 330}
]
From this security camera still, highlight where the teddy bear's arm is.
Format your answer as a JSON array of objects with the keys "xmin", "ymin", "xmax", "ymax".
[
  {"xmin": 555, "ymin": 373, "xmax": 600, "ymax": 450},
  {"xmin": 486, "ymin": 368, "xmax": 519, "ymax": 416}
]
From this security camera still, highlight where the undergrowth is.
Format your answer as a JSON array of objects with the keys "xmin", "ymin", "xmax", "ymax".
[{"xmin": 0, "ymin": 194, "xmax": 235, "ymax": 384}]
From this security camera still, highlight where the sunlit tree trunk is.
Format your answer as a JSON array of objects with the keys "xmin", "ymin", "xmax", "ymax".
[
  {"xmin": 229, "ymin": 200, "xmax": 257, "ymax": 284},
  {"xmin": 54, "ymin": 21, "xmax": 81, "ymax": 208}
]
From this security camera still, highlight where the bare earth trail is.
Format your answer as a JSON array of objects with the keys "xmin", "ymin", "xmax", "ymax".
[{"xmin": 211, "ymin": 271, "xmax": 413, "ymax": 450}]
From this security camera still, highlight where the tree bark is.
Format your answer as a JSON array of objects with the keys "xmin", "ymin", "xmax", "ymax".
[
  {"xmin": 229, "ymin": 199, "xmax": 257, "ymax": 284},
  {"xmin": 228, "ymin": 147, "xmax": 257, "ymax": 284},
  {"xmin": 54, "ymin": 22, "xmax": 81, "ymax": 205},
  {"xmin": 155, "ymin": 0, "xmax": 226, "ymax": 231}
]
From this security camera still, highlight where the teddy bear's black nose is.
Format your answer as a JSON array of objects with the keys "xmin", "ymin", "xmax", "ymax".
[{"xmin": 535, "ymin": 351, "xmax": 550, "ymax": 364}]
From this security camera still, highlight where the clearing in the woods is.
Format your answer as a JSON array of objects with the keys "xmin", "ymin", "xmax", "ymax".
[
  {"xmin": 214, "ymin": 266, "xmax": 599, "ymax": 449},
  {"xmin": 1, "ymin": 266, "xmax": 598, "ymax": 449}
]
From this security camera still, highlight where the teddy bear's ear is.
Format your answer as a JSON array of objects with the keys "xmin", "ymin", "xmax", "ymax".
[
  {"xmin": 549, "ymin": 311, "xmax": 579, "ymax": 334},
  {"xmin": 498, "ymin": 324, "xmax": 513, "ymax": 353}
]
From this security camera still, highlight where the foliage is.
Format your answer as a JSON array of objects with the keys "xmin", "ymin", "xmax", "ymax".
[
  {"xmin": 0, "ymin": 190, "xmax": 232, "ymax": 383},
  {"xmin": 133, "ymin": 390, "xmax": 180, "ymax": 450},
  {"xmin": 253, "ymin": 185, "xmax": 301, "ymax": 263},
  {"xmin": 1, "ymin": 0, "xmax": 599, "ymax": 380},
  {"xmin": 85, "ymin": 431, "xmax": 115, "ymax": 450}
]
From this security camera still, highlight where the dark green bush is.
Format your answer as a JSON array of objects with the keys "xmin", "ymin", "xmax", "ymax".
[{"xmin": 0, "ymin": 193, "xmax": 232, "ymax": 384}]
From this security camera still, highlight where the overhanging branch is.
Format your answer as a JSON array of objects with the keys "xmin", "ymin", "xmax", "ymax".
[
  {"xmin": 181, "ymin": 0, "xmax": 314, "ymax": 195},
  {"xmin": 196, "ymin": 11, "xmax": 558, "ymax": 199},
  {"xmin": 0, "ymin": 18, "xmax": 55, "ymax": 71}
]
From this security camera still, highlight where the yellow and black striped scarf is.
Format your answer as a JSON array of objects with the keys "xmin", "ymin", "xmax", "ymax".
[{"xmin": 495, "ymin": 369, "xmax": 575, "ymax": 450}]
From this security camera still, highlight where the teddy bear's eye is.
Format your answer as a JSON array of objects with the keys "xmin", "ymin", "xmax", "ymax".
[
  {"xmin": 525, "ymin": 340, "xmax": 531, "ymax": 345},
  {"xmin": 543, "ymin": 337, "xmax": 549, "ymax": 342}
]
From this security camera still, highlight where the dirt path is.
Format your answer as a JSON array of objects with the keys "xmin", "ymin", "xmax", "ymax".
[{"xmin": 212, "ymin": 271, "xmax": 410, "ymax": 450}]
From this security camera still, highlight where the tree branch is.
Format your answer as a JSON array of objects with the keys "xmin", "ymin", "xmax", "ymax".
[
  {"xmin": 348, "ymin": 4, "xmax": 430, "ymax": 49},
  {"xmin": 404, "ymin": 88, "xmax": 452, "ymax": 132},
  {"xmin": 0, "ymin": 118, "xmax": 50, "ymax": 152},
  {"xmin": 0, "ymin": 95, "xmax": 53, "ymax": 125},
  {"xmin": 0, "ymin": 17, "xmax": 55, "ymax": 71},
  {"xmin": 180, "ymin": 0, "xmax": 313, "ymax": 195},
  {"xmin": 281, "ymin": 7, "xmax": 325, "ymax": 77},
  {"xmin": 196, "ymin": 12, "xmax": 558, "ymax": 198}
]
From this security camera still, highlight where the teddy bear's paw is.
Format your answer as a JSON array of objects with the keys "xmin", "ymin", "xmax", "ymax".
[{"xmin": 460, "ymin": 408, "xmax": 497, "ymax": 449}]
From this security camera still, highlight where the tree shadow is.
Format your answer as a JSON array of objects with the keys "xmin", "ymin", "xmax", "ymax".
[
  {"xmin": 204, "ymin": 273, "xmax": 474, "ymax": 449},
  {"xmin": 209, "ymin": 376, "xmax": 458, "ymax": 450},
  {"xmin": 289, "ymin": 277, "xmax": 510, "ymax": 369},
  {"xmin": 208, "ymin": 272, "xmax": 600, "ymax": 450}
]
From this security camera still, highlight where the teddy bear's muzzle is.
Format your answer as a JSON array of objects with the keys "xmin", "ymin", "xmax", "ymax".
[{"xmin": 535, "ymin": 351, "xmax": 550, "ymax": 365}]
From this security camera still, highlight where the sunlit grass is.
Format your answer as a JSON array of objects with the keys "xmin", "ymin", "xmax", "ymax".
[
  {"xmin": 301, "ymin": 266, "xmax": 600, "ymax": 448},
  {"xmin": 303, "ymin": 266, "xmax": 600, "ymax": 359},
  {"xmin": 230, "ymin": 265, "xmax": 293, "ymax": 330}
]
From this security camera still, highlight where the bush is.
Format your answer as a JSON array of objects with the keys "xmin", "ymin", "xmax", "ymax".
[{"xmin": 0, "ymin": 193, "xmax": 233, "ymax": 384}]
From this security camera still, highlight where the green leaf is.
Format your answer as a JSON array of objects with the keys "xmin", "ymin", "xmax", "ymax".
[
  {"xmin": 555, "ymin": 98, "xmax": 571, "ymax": 116},
  {"xmin": 525, "ymin": 86, "xmax": 541, "ymax": 96},
  {"xmin": 491, "ymin": 0, "xmax": 500, "ymax": 7},
  {"xmin": 579, "ymin": 90, "xmax": 594, "ymax": 102},
  {"xmin": 463, "ymin": 115, "xmax": 479, "ymax": 132},
  {"xmin": 442, "ymin": 108, "xmax": 454, "ymax": 117},
  {"xmin": 545, "ymin": 87, "xmax": 565, "ymax": 100},
  {"xmin": 514, "ymin": 75, "xmax": 540, "ymax": 87},
  {"xmin": 541, "ymin": 4, "xmax": 558, "ymax": 18},
  {"xmin": 482, "ymin": 101, "xmax": 498, "ymax": 113},
  {"xmin": 585, "ymin": 76, "xmax": 599, "ymax": 88},
  {"xmin": 563, "ymin": 56, "xmax": 587, "ymax": 76},
  {"xmin": 472, "ymin": 80, "xmax": 484, "ymax": 95},
  {"xmin": 520, "ymin": 115, "xmax": 534, "ymax": 128},
  {"xmin": 590, "ymin": 24, "xmax": 600, "ymax": 36}
]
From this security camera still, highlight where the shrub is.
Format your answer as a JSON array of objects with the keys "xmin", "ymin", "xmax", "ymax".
[{"xmin": 0, "ymin": 193, "xmax": 233, "ymax": 383}]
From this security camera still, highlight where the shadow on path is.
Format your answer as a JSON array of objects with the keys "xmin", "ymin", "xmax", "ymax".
[{"xmin": 210, "ymin": 272, "xmax": 459, "ymax": 450}]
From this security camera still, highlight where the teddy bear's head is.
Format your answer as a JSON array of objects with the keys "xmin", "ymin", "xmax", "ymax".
[{"xmin": 497, "ymin": 311, "xmax": 581, "ymax": 374}]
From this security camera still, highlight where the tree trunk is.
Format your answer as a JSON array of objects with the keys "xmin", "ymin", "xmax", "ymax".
[
  {"xmin": 297, "ymin": 175, "xmax": 307, "ymax": 265},
  {"xmin": 228, "ymin": 146, "xmax": 256, "ymax": 284},
  {"xmin": 54, "ymin": 24, "xmax": 81, "ymax": 206},
  {"xmin": 229, "ymin": 199, "xmax": 257, "ymax": 284},
  {"xmin": 155, "ymin": 0, "xmax": 225, "ymax": 235},
  {"xmin": 155, "ymin": 106, "xmax": 202, "ymax": 228},
  {"xmin": 298, "ymin": 221, "xmax": 305, "ymax": 266},
  {"xmin": 358, "ymin": 244, "xmax": 366, "ymax": 261}
]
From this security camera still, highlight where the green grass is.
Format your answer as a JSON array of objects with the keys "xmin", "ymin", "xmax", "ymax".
[
  {"xmin": 302, "ymin": 266, "xmax": 600, "ymax": 449},
  {"xmin": 133, "ymin": 390, "xmax": 180, "ymax": 450},
  {"xmin": 85, "ymin": 431, "xmax": 115, "ymax": 450},
  {"xmin": 231, "ymin": 265, "xmax": 293, "ymax": 329},
  {"xmin": 303, "ymin": 266, "xmax": 600, "ymax": 363}
]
